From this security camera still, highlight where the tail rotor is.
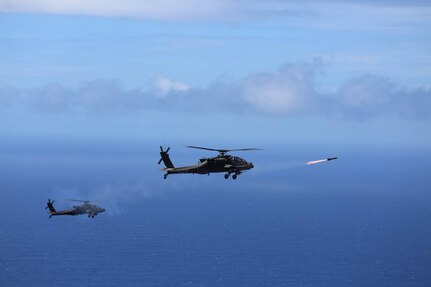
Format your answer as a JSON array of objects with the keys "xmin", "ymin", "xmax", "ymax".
[
  {"xmin": 158, "ymin": 146, "xmax": 164, "ymax": 164},
  {"xmin": 158, "ymin": 146, "xmax": 171, "ymax": 165},
  {"xmin": 46, "ymin": 198, "xmax": 56, "ymax": 214},
  {"xmin": 45, "ymin": 198, "xmax": 55, "ymax": 209},
  {"xmin": 158, "ymin": 145, "xmax": 174, "ymax": 169}
]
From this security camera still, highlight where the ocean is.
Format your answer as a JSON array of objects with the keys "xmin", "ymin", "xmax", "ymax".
[{"xmin": 1, "ymin": 142, "xmax": 430, "ymax": 286}]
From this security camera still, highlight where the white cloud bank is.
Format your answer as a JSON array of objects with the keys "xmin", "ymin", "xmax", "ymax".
[{"xmin": 1, "ymin": 63, "xmax": 430, "ymax": 120}]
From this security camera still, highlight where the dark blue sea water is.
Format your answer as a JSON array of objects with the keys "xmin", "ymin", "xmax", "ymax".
[{"xmin": 1, "ymin": 142, "xmax": 431, "ymax": 286}]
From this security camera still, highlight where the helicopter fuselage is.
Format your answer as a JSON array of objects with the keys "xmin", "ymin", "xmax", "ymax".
[
  {"xmin": 159, "ymin": 147, "xmax": 255, "ymax": 179},
  {"xmin": 46, "ymin": 200, "xmax": 106, "ymax": 218}
]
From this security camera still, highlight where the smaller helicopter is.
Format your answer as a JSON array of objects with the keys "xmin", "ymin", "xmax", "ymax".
[
  {"xmin": 158, "ymin": 145, "xmax": 261, "ymax": 179},
  {"xmin": 45, "ymin": 199, "xmax": 106, "ymax": 218}
]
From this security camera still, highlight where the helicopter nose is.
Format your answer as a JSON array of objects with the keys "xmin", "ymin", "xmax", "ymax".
[{"xmin": 250, "ymin": 162, "xmax": 254, "ymax": 169}]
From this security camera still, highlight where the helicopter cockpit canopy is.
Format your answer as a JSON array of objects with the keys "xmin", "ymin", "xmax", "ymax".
[{"xmin": 232, "ymin": 156, "xmax": 247, "ymax": 164}]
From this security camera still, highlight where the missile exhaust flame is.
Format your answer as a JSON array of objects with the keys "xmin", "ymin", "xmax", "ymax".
[
  {"xmin": 307, "ymin": 159, "xmax": 328, "ymax": 165},
  {"xmin": 307, "ymin": 157, "xmax": 338, "ymax": 165}
]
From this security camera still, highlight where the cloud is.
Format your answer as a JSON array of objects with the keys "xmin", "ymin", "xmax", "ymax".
[
  {"xmin": 2, "ymin": 63, "xmax": 430, "ymax": 120},
  {"xmin": 242, "ymin": 60, "xmax": 323, "ymax": 114},
  {"xmin": 2, "ymin": 0, "xmax": 430, "ymax": 25},
  {"xmin": 0, "ymin": 0, "xmax": 233, "ymax": 20},
  {"xmin": 77, "ymin": 79, "xmax": 145, "ymax": 113},
  {"xmin": 333, "ymin": 75, "xmax": 431, "ymax": 119},
  {"xmin": 334, "ymin": 75, "xmax": 396, "ymax": 117},
  {"xmin": 11, "ymin": 79, "xmax": 147, "ymax": 114},
  {"xmin": 152, "ymin": 75, "xmax": 189, "ymax": 97},
  {"xmin": 392, "ymin": 87, "xmax": 431, "ymax": 120},
  {"xmin": 24, "ymin": 83, "xmax": 71, "ymax": 113}
]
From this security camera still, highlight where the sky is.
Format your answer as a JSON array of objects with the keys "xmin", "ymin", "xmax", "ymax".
[{"xmin": 0, "ymin": 0, "xmax": 430, "ymax": 147}]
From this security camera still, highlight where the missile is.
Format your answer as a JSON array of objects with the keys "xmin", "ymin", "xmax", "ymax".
[{"xmin": 307, "ymin": 157, "xmax": 338, "ymax": 165}]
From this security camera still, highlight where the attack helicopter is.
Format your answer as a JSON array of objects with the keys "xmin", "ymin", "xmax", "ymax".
[
  {"xmin": 158, "ymin": 145, "xmax": 261, "ymax": 179},
  {"xmin": 45, "ymin": 199, "xmax": 106, "ymax": 218}
]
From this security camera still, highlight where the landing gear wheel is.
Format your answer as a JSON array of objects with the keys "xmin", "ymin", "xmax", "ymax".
[
  {"xmin": 224, "ymin": 174, "xmax": 229, "ymax": 179},
  {"xmin": 164, "ymin": 174, "xmax": 168, "ymax": 179},
  {"xmin": 232, "ymin": 174, "xmax": 237, "ymax": 180}
]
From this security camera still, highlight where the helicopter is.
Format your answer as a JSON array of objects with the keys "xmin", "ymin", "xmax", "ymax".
[
  {"xmin": 45, "ymin": 199, "xmax": 106, "ymax": 218},
  {"xmin": 158, "ymin": 145, "xmax": 261, "ymax": 179}
]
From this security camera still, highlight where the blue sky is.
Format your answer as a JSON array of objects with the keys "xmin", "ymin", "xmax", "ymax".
[{"xmin": 0, "ymin": 1, "xmax": 430, "ymax": 147}]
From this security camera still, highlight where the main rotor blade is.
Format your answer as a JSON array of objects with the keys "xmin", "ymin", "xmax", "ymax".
[
  {"xmin": 67, "ymin": 199, "xmax": 92, "ymax": 203},
  {"xmin": 186, "ymin": 145, "xmax": 262, "ymax": 153},
  {"xmin": 186, "ymin": 145, "xmax": 225, "ymax": 152},
  {"xmin": 226, "ymin": 148, "xmax": 263, "ymax": 152}
]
